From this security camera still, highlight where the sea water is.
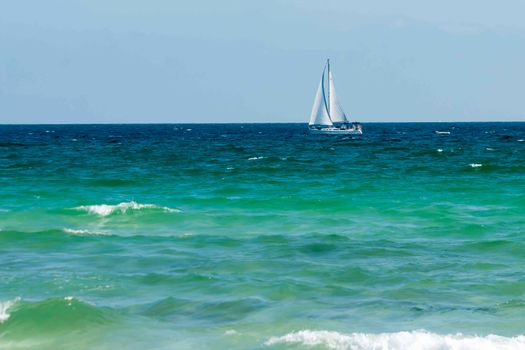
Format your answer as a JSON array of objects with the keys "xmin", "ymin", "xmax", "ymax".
[{"xmin": 1, "ymin": 123, "xmax": 525, "ymax": 349}]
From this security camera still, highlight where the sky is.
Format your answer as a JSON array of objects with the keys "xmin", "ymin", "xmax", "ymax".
[{"xmin": 1, "ymin": 0, "xmax": 525, "ymax": 123}]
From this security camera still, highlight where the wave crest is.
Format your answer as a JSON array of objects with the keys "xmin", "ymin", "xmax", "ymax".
[
  {"xmin": 73, "ymin": 201, "xmax": 181, "ymax": 216},
  {"xmin": 62, "ymin": 228, "xmax": 106, "ymax": 235},
  {"xmin": 0, "ymin": 297, "xmax": 117, "ymax": 334},
  {"xmin": 265, "ymin": 330, "xmax": 525, "ymax": 350},
  {"xmin": 0, "ymin": 298, "xmax": 20, "ymax": 323}
]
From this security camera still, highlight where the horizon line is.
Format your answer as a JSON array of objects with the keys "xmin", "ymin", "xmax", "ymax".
[{"xmin": 2, "ymin": 120, "xmax": 525, "ymax": 126}]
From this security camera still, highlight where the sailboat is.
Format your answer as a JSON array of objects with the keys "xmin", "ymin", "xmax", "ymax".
[{"xmin": 308, "ymin": 59, "xmax": 362, "ymax": 134}]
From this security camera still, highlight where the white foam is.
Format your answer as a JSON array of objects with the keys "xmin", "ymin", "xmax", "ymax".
[
  {"xmin": 518, "ymin": 139, "xmax": 524, "ymax": 142},
  {"xmin": 435, "ymin": 131, "xmax": 451, "ymax": 135},
  {"xmin": 265, "ymin": 330, "xmax": 525, "ymax": 350},
  {"xmin": 224, "ymin": 330, "xmax": 239, "ymax": 336},
  {"xmin": 248, "ymin": 156, "xmax": 265, "ymax": 160},
  {"xmin": 437, "ymin": 149, "xmax": 443, "ymax": 153},
  {"xmin": 62, "ymin": 228, "xmax": 106, "ymax": 235},
  {"xmin": 469, "ymin": 163, "xmax": 483, "ymax": 168},
  {"xmin": 0, "ymin": 298, "xmax": 20, "ymax": 323},
  {"xmin": 73, "ymin": 201, "xmax": 181, "ymax": 216}
]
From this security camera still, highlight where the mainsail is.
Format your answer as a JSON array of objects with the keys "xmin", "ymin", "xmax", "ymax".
[
  {"xmin": 308, "ymin": 69, "xmax": 332, "ymax": 126},
  {"xmin": 328, "ymin": 70, "xmax": 348, "ymax": 124}
]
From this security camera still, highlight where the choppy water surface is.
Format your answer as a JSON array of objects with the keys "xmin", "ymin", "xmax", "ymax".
[{"xmin": 1, "ymin": 123, "xmax": 525, "ymax": 349}]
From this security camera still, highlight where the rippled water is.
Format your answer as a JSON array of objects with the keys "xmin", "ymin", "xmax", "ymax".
[{"xmin": 1, "ymin": 123, "xmax": 525, "ymax": 349}]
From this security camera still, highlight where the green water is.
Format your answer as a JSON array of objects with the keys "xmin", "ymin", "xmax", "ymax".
[{"xmin": 1, "ymin": 123, "xmax": 525, "ymax": 349}]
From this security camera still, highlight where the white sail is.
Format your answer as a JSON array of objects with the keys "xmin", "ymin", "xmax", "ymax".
[
  {"xmin": 328, "ymin": 71, "xmax": 348, "ymax": 123},
  {"xmin": 308, "ymin": 70, "xmax": 332, "ymax": 126}
]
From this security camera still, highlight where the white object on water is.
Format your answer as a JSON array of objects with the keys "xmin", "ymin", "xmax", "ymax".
[
  {"xmin": 308, "ymin": 59, "xmax": 362, "ymax": 135},
  {"xmin": 435, "ymin": 131, "xmax": 451, "ymax": 135}
]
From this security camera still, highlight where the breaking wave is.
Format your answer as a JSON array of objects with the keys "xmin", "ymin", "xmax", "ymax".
[
  {"xmin": 265, "ymin": 330, "xmax": 525, "ymax": 350},
  {"xmin": 73, "ymin": 201, "xmax": 181, "ymax": 216},
  {"xmin": 0, "ymin": 298, "xmax": 19, "ymax": 323},
  {"xmin": 0, "ymin": 297, "xmax": 117, "ymax": 334},
  {"xmin": 62, "ymin": 228, "xmax": 106, "ymax": 235}
]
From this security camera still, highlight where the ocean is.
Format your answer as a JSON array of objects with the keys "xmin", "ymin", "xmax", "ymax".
[{"xmin": 1, "ymin": 123, "xmax": 525, "ymax": 349}]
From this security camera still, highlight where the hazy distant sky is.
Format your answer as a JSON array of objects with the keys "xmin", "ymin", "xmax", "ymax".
[{"xmin": 1, "ymin": 0, "xmax": 525, "ymax": 123}]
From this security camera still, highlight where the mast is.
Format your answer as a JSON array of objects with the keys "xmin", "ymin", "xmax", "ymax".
[{"xmin": 327, "ymin": 59, "xmax": 330, "ymax": 118}]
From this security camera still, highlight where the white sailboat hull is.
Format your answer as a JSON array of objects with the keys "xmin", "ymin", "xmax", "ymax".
[{"xmin": 309, "ymin": 127, "xmax": 363, "ymax": 135}]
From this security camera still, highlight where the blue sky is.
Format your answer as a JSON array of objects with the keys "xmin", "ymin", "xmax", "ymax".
[{"xmin": 1, "ymin": 0, "xmax": 524, "ymax": 123}]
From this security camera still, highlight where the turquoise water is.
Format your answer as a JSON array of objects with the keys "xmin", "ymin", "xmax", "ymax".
[{"xmin": 1, "ymin": 123, "xmax": 525, "ymax": 349}]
